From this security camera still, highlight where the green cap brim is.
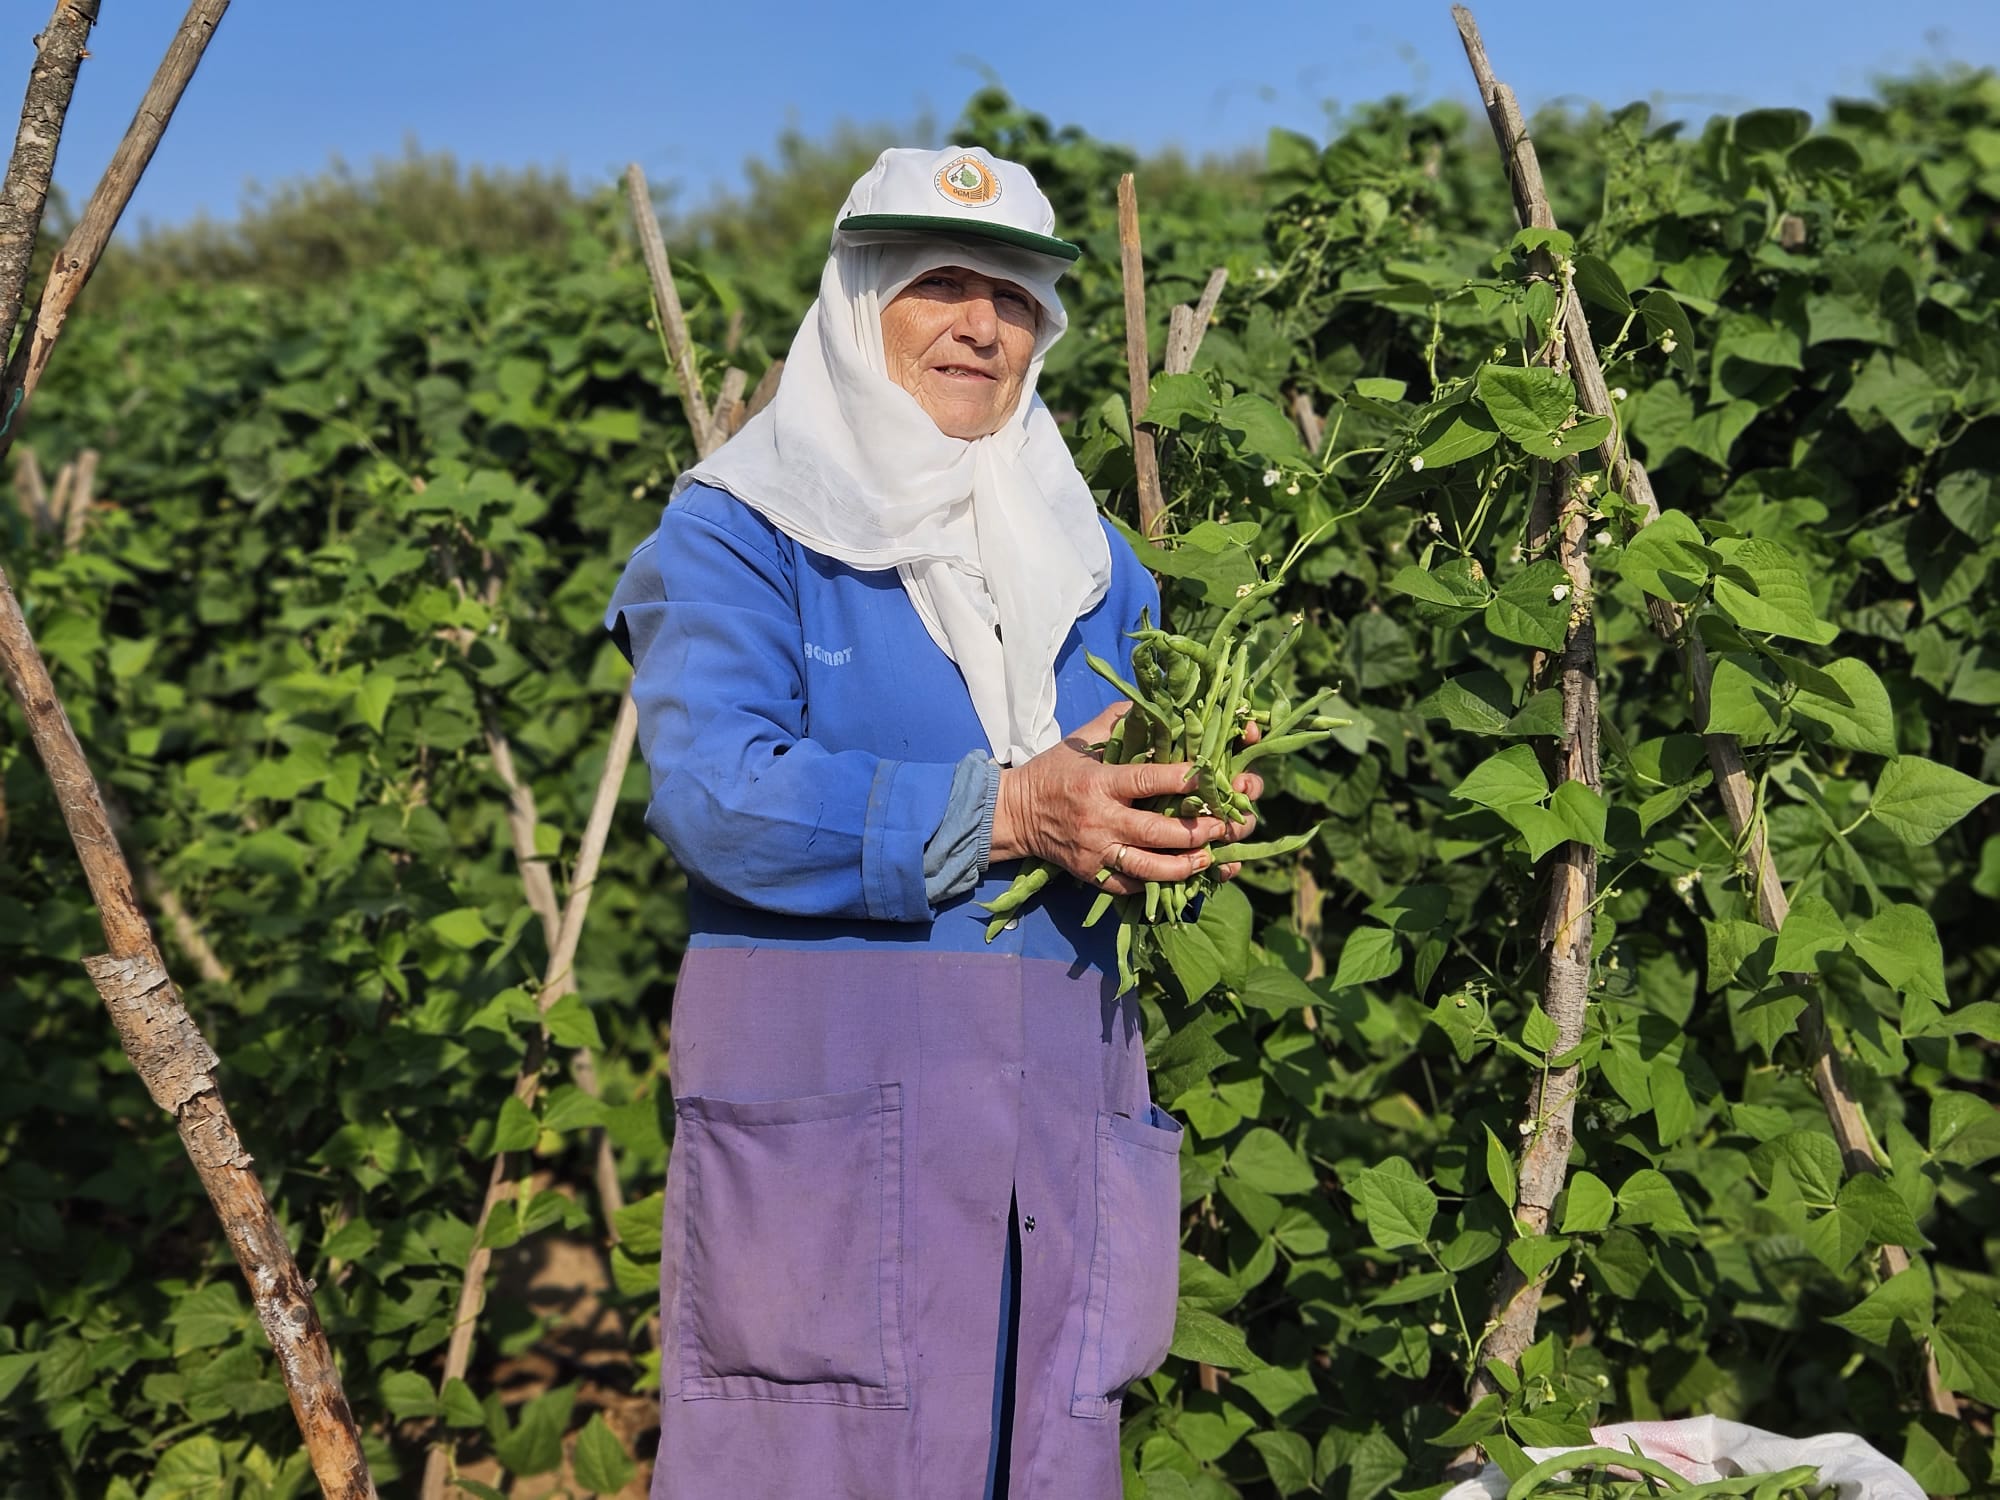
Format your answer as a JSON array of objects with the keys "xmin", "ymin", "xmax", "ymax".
[{"xmin": 836, "ymin": 213, "xmax": 1081, "ymax": 263}]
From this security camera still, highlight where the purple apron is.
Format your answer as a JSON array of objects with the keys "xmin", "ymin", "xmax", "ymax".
[{"xmin": 607, "ymin": 486, "xmax": 1182, "ymax": 1499}]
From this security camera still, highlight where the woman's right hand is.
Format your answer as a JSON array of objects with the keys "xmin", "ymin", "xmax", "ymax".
[{"xmin": 989, "ymin": 702, "xmax": 1253, "ymax": 896}]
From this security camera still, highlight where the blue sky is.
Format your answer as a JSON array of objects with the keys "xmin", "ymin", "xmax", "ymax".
[{"xmin": 42, "ymin": 0, "xmax": 2000, "ymax": 237}]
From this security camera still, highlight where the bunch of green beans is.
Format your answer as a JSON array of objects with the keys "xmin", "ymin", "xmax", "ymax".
[{"xmin": 981, "ymin": 578, "xmax": 1348, "ymax": 996}]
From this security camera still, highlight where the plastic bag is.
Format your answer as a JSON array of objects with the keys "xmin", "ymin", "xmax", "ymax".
[{"xmin": 1440, "ymin": 1415, "xmax": 1924, "ymax": 1499}]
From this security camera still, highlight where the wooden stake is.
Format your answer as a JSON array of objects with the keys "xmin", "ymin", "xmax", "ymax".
[
  {"xmin": 1450, "ymin": 1, "xmax": 1955, "ymax": 1420},
  {"xmin": 14, "ymin": 445, "xmax": 49, "ymax": 531},
  {"xmin": 0, "ymin": 0, "xmax": 231, "ymax": 470},
  {"xmin": 1116, "ymin": 175, "xmax": 1166, "ymax": 542},
  {"xmin": 710, "ymin": 365, "xmax": 749, "ymax": 441},
  {"xmin": 624, "ymin": 163, "xmax": 714, "ymax": 456},
  {"xmin": 0, "ymin": 568, "xmax": 376, "ymax": 1498},
  {"xmin": 744, "ymin": 358, "xmax": 785, "ymax": 424},
  {"xmin": 0, "ymin": 2, "xmax": 99, "ymax": 363}
]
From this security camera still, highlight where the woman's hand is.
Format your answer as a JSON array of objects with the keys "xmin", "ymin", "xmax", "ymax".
[{"xmin": 990, "ymin": 702, "xmax": 1263, "ymax": 896}]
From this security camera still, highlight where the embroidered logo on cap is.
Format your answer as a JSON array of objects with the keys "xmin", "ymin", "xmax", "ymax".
[{"xmin": 933, "ymin": 154, "xmax": 1002, "ymax": 209}]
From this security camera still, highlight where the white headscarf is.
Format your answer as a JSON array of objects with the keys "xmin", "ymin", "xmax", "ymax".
[{"xmin": 678, "ymin": 222, "xmax": 1111, "ymax": 767}]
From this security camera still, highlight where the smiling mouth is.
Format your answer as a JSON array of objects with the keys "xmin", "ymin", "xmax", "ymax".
[{"xmin": 932, "ymin": 364, "xmax": 996, "ymax": 381}]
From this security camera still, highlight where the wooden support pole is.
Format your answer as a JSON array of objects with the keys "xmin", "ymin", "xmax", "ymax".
[
  {"xmin": 1116, "ymin": 175, "xmax": 1166, "ymax": 543},
  {"xmin": 0, "ymin": 0, "xmax": 232, "ymax": 470},
  {"xmin": 0, "ymin": 569, "xmax": 376, "ymax": 1498},
  {"xmin": 0, "ymin": 2, "xmax": 99, "ymax": 362},
  {"xmin": 1450, "ymin": 1, "xmax": 1955, "ymax": 1420},
  {"xmin": 624, "ymin": 163, "xmax": 714, "ymax": 457}
]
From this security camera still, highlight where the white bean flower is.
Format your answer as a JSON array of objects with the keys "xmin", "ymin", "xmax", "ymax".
[{"xmin": 1551, "ymin": 583, "xmax": 1572, "ymax": 602}]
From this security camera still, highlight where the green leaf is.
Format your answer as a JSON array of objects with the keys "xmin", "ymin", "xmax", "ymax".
[
  {"xmin": 1703, "ymin": 653, "xmax": 1786, "ymax": 741},
  {"xmin": 1616, "ymin": 509, "xmax": 1715, "ymax": 604},
  {"xmin": 1934, "ymin": 1296, "xmax": 2000, "ymax": 1408},
  {"xmin": 1849, "ymin": 904, "xmax": 1947, "ymax": 1002},
  {"xmin": 1476, "ymin": 364, "xmax": 1577, "ymax": 449},
  {"xmin": 1828, "ymin": 1265, "xmax": 1933, "ymax": 1346},
  {"xmin": 1248, "ymin": 1430, "xmax": 1317, "ymax": 1497},
  {"xmin": 1386, "ymin": 566, "xmax": 1468, "ymax": 607},
  {"xmin": 1452, "ymin": 744, "xmax": 1550, "ymax": 810},
  {"xmin": 1331, "ymin": 925, "xmax": 1401, "ymax": 989},
  {"xmin": 1755, "ymin": 1129, "xmax": 1844, "ymax": 1205},
  {"xmin": 493, "ymin": 1384, "xmax": 576, "ymax": 1476},
  {"xmin": 1506, "ymin": 1234, "xmax": 1570, "ymax": 1280},
  {"xmin": 1413, "ymin": 406, "xmax": 1501, "ymax": 469},
  {"xmin": 1560, "ymin": 1171, "xmax": 1616, "ymax": 1233},
  {"xmin": 572, "ymin": 1413, "xmax": 637, "ymax": 1494},
  {"xmin": 1791, "ymin": 656, "xmax": 1897, "ymax": 755},
  {"xmin": 613, "ymin": 1192, "xmax": 666, "ymax": 1259},
  {"xmin": 1161, "ymin": 890, "xmax": 1254, "ymax": 1004},
  {"xmin": 1497, "ymin": 804, "xmax": 1569, "ymax": 861},
  {"xmin": 1932, "ymin": 1092, "xmax": 2000, "ymax": 1166},
  {"xmin": 1870, "ymin": 757, "xmax": 1995, "ymax": 845},
  {"xmin": 1615, "ymin": 1169, "xmax": 1696, "ymax": 1233},
  {"xmin": 1735, "ymin": 107, "xmax": 1810, "ymax": 152},
  {"xmin": 1936, "ymin": 470, "xmax": 2000, "ymax": 540},
  {"xmin": 1414, "ymin": 672, "xmax": 1513, "ymax": 733},
  {"xmin": 356, "ymin": 671, "xmax": 397, "ymax": 734},
  {"xmin": 490, "ymin": 1095, "xmax": 539, "ymax": 1155},
  {"xmin": 144, "ymin": 1437, "xmax": 228, "ymax": 1500},
  {"xmin": 1229, "ymin": 1128, "xmax": 1319, "ymax": 1196},
  {"xmin": 1169, "ymin": 1304, "xmax": 1263, "ymax": 1369},
  {"xmin": 428, "ymin": 907, "xmax": 492, "ymax": 949},
  {"xmin": 1547, "ymin": 779, "xmax": 1609, "ymax": 851},
  {"xmin": 543, "ymin": 993, "xmax": 606, "ymax": 1051},
  {"xmin": 380, "ymin": 1369, "xmax": 441, "ymax": 1421},
  {"xmin": 1483, "ymin": 1126, "xmax": 1517, "ymax": 1209},
  {"xmin": 1837, "ymin": 1173, "xmax": 1927, "ymax": 1250},
  {"xmin": 1231, "ymin": 1363, "xmax": 1319, "ymax": 1420},
  {"xmin": 1219, "ymin": 391, "xmax": 1313, "ymax": 466},
  {"xmin": 0, "ymin": 1353, "xmax": 37, "ymax": 1406},
  {"xmin": 1638, "ymin": 290, "xmax": 1698, "ymax": 374},
  {"xmin": 1572, "ymin": 254, "xmax": 1630, "ymax": 312},
  {"xmin": 1711, "ymin": 538, "xmax": 1839, "ymax": 643},
  {"xmin": 1774, "ymin": 894, "xmax": 1848, "ymax": 975},
  {"xmin": 1366, "ymin": 1269, "xmax": 1455, "ymax": 1307},
  {"xmin": 441, "ymin": 1377, "xmax": 486, "ymax": 1429},
  {"xmin": 1650, "ymin": 1056, "xmax": 1696, "ymax": 1146},
  {"xmin": 1484, "ymin": 560, "xmax": 1574, "ymax": 651},
  {"xmin": 1143, "ymin": 372, "xmax": 1214, "ymax": 430},
  {"xmin": 1704, "ymin": 918, "xmax": 1775, "ymax": 991},
  {"xmin": 1346, "ymin": 1158, "xmax": 1438, "ymax": 1249}
]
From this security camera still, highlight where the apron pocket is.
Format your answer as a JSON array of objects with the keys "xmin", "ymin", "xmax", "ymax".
[
  {"xmin": 673, "ymin": 1083, "xmax": 907, "ymax": 1407},
  {"xmin": 1070, "ymin": 1104, "xmax": 1183, "ymax": 1417}
]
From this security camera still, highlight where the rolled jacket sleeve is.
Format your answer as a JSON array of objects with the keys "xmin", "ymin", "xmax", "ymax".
[{"xmin": 606, "ymin": 494, "xmax": 959, "ymax": 923}]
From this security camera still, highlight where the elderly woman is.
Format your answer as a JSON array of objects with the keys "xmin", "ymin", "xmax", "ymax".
[{"xmin": 606, "ymin": 145, "xmax": 1259, "ymax": 1500}]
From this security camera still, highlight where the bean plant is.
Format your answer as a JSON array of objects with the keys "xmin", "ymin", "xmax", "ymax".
[{"xmin": 0, "ymin": 73, "xmax": 1995, "ymax": 1500}]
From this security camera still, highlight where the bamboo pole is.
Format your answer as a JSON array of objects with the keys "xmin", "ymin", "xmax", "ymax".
[
  {"xmin": 0, "ymin": 0, "xmax": 232, "ymax": 470},
  {"xmin": 1115, "ymin": 175, "xmax": 1166, "ymax": 542},
  {"xmin": 1449, "ymin": 2, "xmax": 1954, "ymax": 1420}
]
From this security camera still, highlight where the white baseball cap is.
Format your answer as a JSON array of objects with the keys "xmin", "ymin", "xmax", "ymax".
[{"xmin": 835, "ymin": 145, "xmax": 1081, "ymax": 263}]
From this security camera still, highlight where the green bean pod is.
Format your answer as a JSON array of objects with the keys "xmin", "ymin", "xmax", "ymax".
[{"xmin": 1205, "ymin": 825, "xmax": 1320, "ymax": 862}]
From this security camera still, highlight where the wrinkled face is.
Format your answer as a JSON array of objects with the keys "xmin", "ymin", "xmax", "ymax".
[{"xmin": 880, "ymin": 265, "xmax": 1041, "ymax": 440}]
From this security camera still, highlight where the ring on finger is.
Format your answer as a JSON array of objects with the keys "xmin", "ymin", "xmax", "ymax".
[{"xmin": 1108, "ymin": 842, "xmax": 1127, "ymax": 873}]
